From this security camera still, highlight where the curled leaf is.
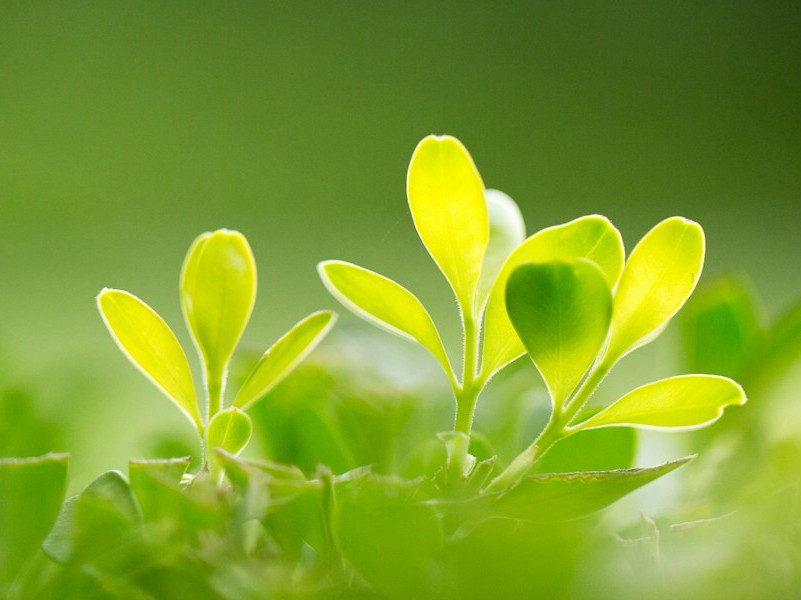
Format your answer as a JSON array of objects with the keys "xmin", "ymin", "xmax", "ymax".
[
  {"xmin": 234, "ymin": 310, "xmax": 337, "ymax": 410},
  {"xmin": 207, "ymin": 407, "xmax": 253, "ymax": 457},
  {"xmin": 97, "ymin": 289, "xmax": 201, "ymax": 430}
]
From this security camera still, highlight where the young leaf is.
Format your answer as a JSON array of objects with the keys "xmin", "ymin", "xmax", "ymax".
[
  {"xmin": 477, "ymin": 189, "xmax": 526, "ymax": 310},
  {"xmin": 491, "ymin": 456, "xmax": 693, "ymax": 523},
  {"xmin": 481, "ymin": 215, "xmax": 624, "ymax": 380},
  {"xmin": 318, "ymin": 260, "xmax": 452, "ymax": 378},
  {"xmin": 97, "ymin": 289, "xmax": 201, "ymax": 430},
  {"xmin": 207, "ymin": 407, "xmax": 253, "ymax": 457},
  {"xmin": 577, "ymin": 375, "xmax": 746, "ymax": 430},
  {"xmin": 407, "ymin": 135, "xmax": 488, "ymax": 311},
  {"xmin": 234, "ymin": 310, "xmax": 337, "ymax": 410},
  {"xmin": 505, "ymin": 260, "xmax": 612, "ymax": 407},
  {"xmin": 533, "ymin": 426, "xmax": 636, "ymax": 474},
  {"xmin": 0, "ymin": 454, "xmax": 68, "ymax": 584},
  {"xmin": 180, "ymin": 229, "xmax": 257, "ymax": 390},
  {"xmin": 604, "ymin": 217, "xmax": 705, "ymax": 362}
]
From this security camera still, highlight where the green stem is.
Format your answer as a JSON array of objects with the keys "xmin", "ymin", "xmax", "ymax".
[
  {"xmin": 204, "ymin": 368, "xmax": 224, "ymax": 467},
  {"xmin": 447, "ymin": 309, "xmax": 481, "ymax": 479}
]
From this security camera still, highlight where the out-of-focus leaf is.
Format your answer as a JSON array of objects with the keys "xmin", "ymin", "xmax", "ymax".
[
  {"xmin": 234, "ymin": 311, "xmax": 336, "ymax": 409},
  {"xmin": 534, "ymin": 426, "xmax": 636, "ymax": 474},
  {"xmin": 128, "ymin": 458, "xmax": 190, "ymax": 523},
  {"xmin": 491, "ymin": 456, "xmax": 693, "ymax": 522},
  {"xmin": 0, "ymin": 388, "xmax": 64, "ymax": 458},
  {"xmin": 406, "ymin": 134, "xmax": 488, "ymax": 311},
  {"xmin": 604, "ymin": 217, "xmax": 705, "ymax": 362},
  {"xmin": 0, "ymin": 454, "xmax": 68, "ymax": 584},
  {"xmin": 505, "ymin": 260, "xmax": 612, "ymax": 407},
  {"xmin": 477, "ymin": 189, "xmax": 525, "ymax": 309},
  {"xmin": 318, "ymin": 261, "xmax": 452, "ymax": 377},
  {"xmin": 756, "ymin": 298, "xmax": 801, "ymax": 386},
  {"xmin": 97, "ymin": 289, "xmax": 201, "ymax": 430},
  {"xmin": 207, "ymin": 407, "xmax": 253, "ymax": 458},
  {"xmin": 578, "ymin": 375, "xmax": 746, "ymax": 430},
  {"xmin": 43, "ymin": 470, "xmax": 141, "ymax": 566},
  {"xmin": 680, "ymin": 276, "xmax": 762, "ymax": 379},
  {"xmin": 335, "ymin": 475, "xmax": 442, "ymax": 596},
  {"xmin": 180, "ymin": 229, "xmax": 257, "ymax": 390},
  {"xmin": 481, "ymin": 215, "xmax": 624, "ymax": 380}
]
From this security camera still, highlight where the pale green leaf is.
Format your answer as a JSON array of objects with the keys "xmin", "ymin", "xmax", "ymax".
[
  {"xmin": 578, "ymin": 375, "xmax": 746, "ymax": 430},
  {"xmin": 318, "ymin": 260, "xmax": 452, "ymax": 377},
  {"xmin": 180, "ymin": 229, "xmax": 257, "ymax": 382},
  {"xmin": 604, "ymin": 217, "xmax": 705, "ymax": 362},
  {"xmin": 477, "ymin": 189, "xmax": 526, "ymax": 310},
  {"xmin": 505, "ymin": 260, "xmax": 612, "ymax": 407},
  {"xmin": 97, "ymin": 289, "xmax": 201, "ymax": 429},
  {"xmin": 234, "ymin": 311, "xmax": 337, "ymax": 410},
  {"xmin": 207, "ymin": 407, "xmax": 253, "ymax": 457},
  {"xmin": 481, "ymin": 215, "xmax": 624, "ymax": 380},
  {"xmin": 407, "ymin": 134, "xmax": 488, "ymax": 311},
  {"xmin": 491, "ymin": 456, "xmax": 693, "ymax": 523},
  {"xmin": 0, "ymin": 454, "xmax": 68, "ymax": 583}
]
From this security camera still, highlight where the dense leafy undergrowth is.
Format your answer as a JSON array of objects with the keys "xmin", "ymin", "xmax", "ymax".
[{"xmin": 2, "ymin": 136, "xmax": 800, "ymax": 599}]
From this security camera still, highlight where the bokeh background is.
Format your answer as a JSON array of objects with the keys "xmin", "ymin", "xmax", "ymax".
[{"xmin": 1, "ymin": 1, "xmax": 800, "ymax": 489}]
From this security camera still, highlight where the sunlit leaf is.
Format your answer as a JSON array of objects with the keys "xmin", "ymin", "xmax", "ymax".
[
  {"xmin": 505, "ymin": 260, "xmax": 612, "ymax": 407},
  {"xmin": 97, "ymin": 289, "xmax": 201, "ymax": 430},
  {"xmin": 207, "ymin": 407, "xmax": 253, "ymax": 457},
  {"xmin": 481, "ymin": 215, "xmax": 624, "ymax": 380},
  {"xmin": 604, "ymin": 217, "xmax": 705, "ymax": 362},
  {"xmin": 492, "ymin": 456, "xmax": 693, "ymax": 522},
  {"xmin": 234, "ymin": 310, "xmax": 337, "ymax": 410},
  {"xmin": 407, "ymin": 134, "xmax": 488, "ymax": 311},
  {"xmin": 477, "ymin": 189, "xmax": 526, "ymax": 309},
  {"xmin": 318, "ymin": 260, "xmax": 452, "ymax": 377},
  {"xmin": 577, "ymin": 375, "xmax": 746, "ymax": 430},
  {"xmin": 180, "ymin": 229, "xmax": 257, "ymax": 390},
  {"xmin": 0, "ymin": 454, "xmax": 68, "ymax": 583},
  {"xmin": 533, "ymin": 425, "xmax": 636, "ymax": 474}
]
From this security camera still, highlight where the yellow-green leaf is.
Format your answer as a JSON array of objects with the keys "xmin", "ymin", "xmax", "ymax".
[
  {"xmin": 577, "ymin": 375, "xmax": 746, "ymax": 430},
  {"xmin": 407, "ymin": 135, "xmax": 488, "ymax": 312},
  {"xmin": 477, "ymin": 189, "xmax": 526, "ymax": 310},
  {"xmin": 207, "ymin": 407, "xmax": 253, "ymax": 457},
  {"xmin": 180, "ymin": 229, "xmax": 257, "ymax": 384},
  {"xmin": 481, "ymin": 215, "xmax": 624, "ymax": 380},
  {"xmin": 234, "ymin": 310, "xmax": 337, "ymax": 410},
  {"xmin": 505, "ymin": 260, "xmax": 612, "ymax": 407},
  {"xmin": 97, "ymin": 289, "xmax": 201, "ymax": 430},
  {"xmin": 604, "ymin": 217, "xmax": 705, "ymax": 362},
  {"xmin": 318, "ymin": 260, "xmax": 452, "ymax": 378}
]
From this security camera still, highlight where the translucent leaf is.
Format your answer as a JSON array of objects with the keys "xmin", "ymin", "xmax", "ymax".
[
  {"xmin": 97, "ymin": 289, "xmax": 201, "ymax": 430},
  {"xmin": 180, "ymin": 229, "xmax": 257, "ymax": 385},
  {"xmin": 481, "ymin": 215, "xmax": 624, "ymax": 380},
  {"xmin": 505, "ymin": 260, "xmax": 612, "ymax": 407},
  {"xmin": 207, "ymin": 407, "xmax": 253, "ymax": 457},
  {"xmin": 604, "ymin": 217, "xmax": 705, "ymax": 362},
  {"xmin": 491, "ymin": 456, "xmax": 693, "ymax": 523},
  {"xmin": 477, "ymin": 189, "xmax": 526, "ymax": 310},
  {"xmin": 407, "ymin": 135, "xmax": 488, "ymax": 310},
  {"xmin": 234, "ymin": 310, "xmax": 336, "ymax": 410},
  {"xmin": 533, "ymin": 426, "xmax": 636, "ymax": 474},
  {"xmin": 0, "ymin": 454, "xmax": 68, "ymax": 583},
  {"xmin": 318, "ymin": 260, "xmax": 452, "ymax": 377},
  {"xmin": 578, "ymin": 375, "xmax": 746, "ymax": 430}
]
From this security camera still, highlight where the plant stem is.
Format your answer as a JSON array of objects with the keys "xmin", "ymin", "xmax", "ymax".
[
  {"xmin": 207, "ymin": 370, "xmax": 224, "ymax": 421},
  {"xmin": 448, "ymin": 309, "xmax": 481, "ymax": 478}
]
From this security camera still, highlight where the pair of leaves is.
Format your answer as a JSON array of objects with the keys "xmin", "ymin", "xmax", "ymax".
[
  {"xmin": 98, "ymin": 229, "xmax": 335, "ymax": 435},
  {"xmin": 504, "ymin": 217, "xmax": 744, "ymax": 430}
]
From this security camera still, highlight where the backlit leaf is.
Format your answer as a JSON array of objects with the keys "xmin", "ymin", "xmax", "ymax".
[
  {"xmin": 234, "ymin": 310, "xmax": 337, "ymax": 410},
  {"xmin": 505, "ymin": 260, "xmax": 612, "ymax": 407},
  {"xmin": 97, "ymin": 289, "xmax": 201, "ymax": 430},
  {"xmin": 481, "ymin": 215, "xmax": 624, "ymax": 380},
  {"xmin": 407, "ymin": 135, "xmax": 488, "ymax": 311},
  {"xmin": 207, "ymin": 407, "xmax": 253, "ymax": 457},
  {"xmin": 604, "ymin": 217, "xmax": 705, "ymax": 362},
  {"xmin": 180, "ymin": 229, "xmax": 257, "ymax": 386},
  {"xmin": 0, "ymin": 454, "xmax": 68, "ymax": 584},
  {"xmin": 318, "ymin": 260, "xmax": 452, "ymax": 377},
  {"xmin": 492, "ymin": 456, "xmax": 693, "ymax": 522},
  {"xmin": 477, "ymin": 189, "xmax": 526, "ymax": 310},
  {"xmin": 577, "ymin": 375, "xmax": 746, "ymax": 430}
]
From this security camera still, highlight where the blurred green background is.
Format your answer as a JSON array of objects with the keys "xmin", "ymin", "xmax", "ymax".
[{"xmin": 1, "ymin": 1, "xmax": 800, "ymax": 488}]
